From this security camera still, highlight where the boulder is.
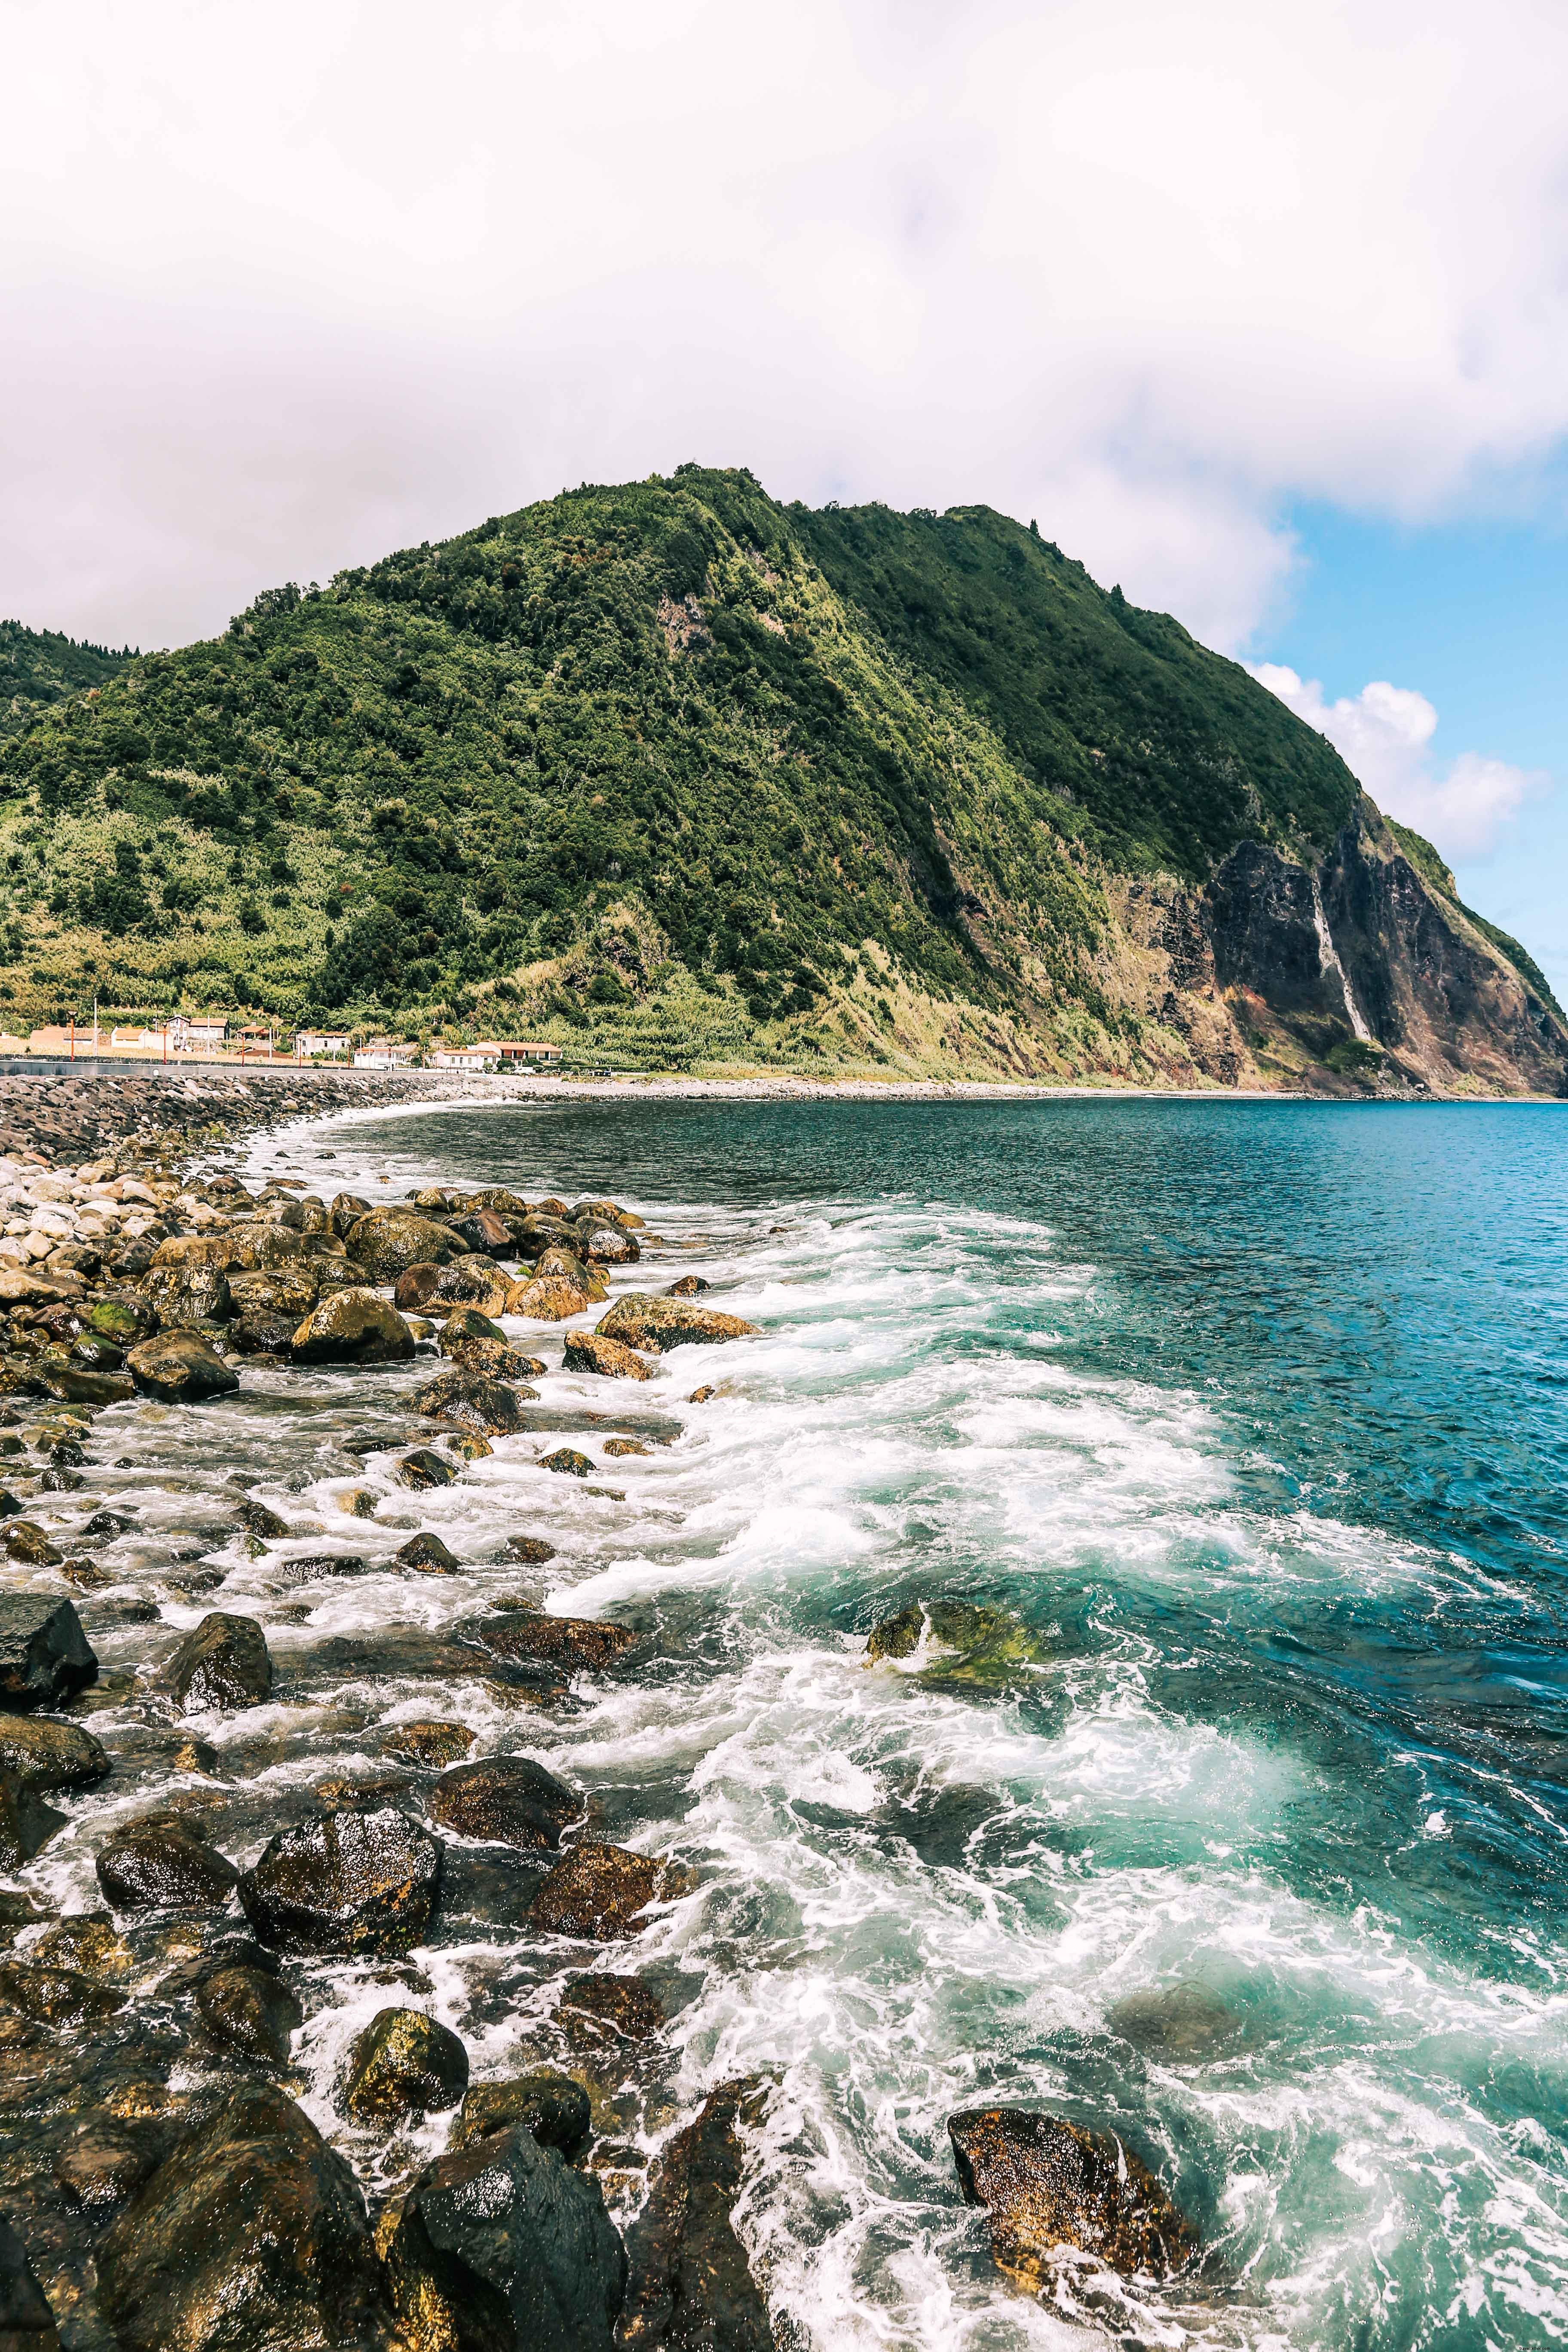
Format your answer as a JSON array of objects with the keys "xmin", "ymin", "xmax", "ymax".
[
  {"xmin": 474, "ymin": 1612, "xmax": 640, "ymax": 1676},
  {"xmin": 573, "ymin": 1223, "xmax": 640, "ymax": 1266},
  {"xmin": 0, "ymin": 1957, "xmax": 125, "ymax": 2025},
  {"xmin": 0, "ymin": 1777, "xmax": 66, "ymax": 1871},
  {"xmin": 539, "ymin": 1448, "xmax": 592, "ymax": 1478},
  {"xmin": 382, "ymin": 2121, "xmax": 626, "ymax": 2352},
  {"xmin": 330, "ymin": 1190, "xmax": 372, "ymax": 1238},
  {"xmin": 450, "ymin": 2071, "xmax": 591, "ymax": 2157},
  {"xmin": 220, "ymin": 1220, "xmax": 311, "ymax": 1271},
  {"xmin": 392, "ymin": 1261, "xmax": 446, "ymax": 1313},
  {"xmin": 619, "ymin": 2079, "xmax": 774, "ymax": 2352},
  {"xmin": 395, "ymin": 1446, "xmax": 455, "ymax": 1490},
  {"xmin": 167, "ymin": 1612, "xmax": 273, "ymax": 1711},
  {"xmin": 298, "ymin": 1631, "xmax": 568, "ymax": 1710},
  {"xmin": 290, "ymin": 1287, "xmax": 415, "ymax": 1366},
  {"xmin": 126, "ymin": 1331, "xmax": 240, "ymax": 1403},
  {"xmin": 508, "ymin": 1275, "xmax": 591, "ymax": 1322},
  {"xmin": 0, "ymin": 2213, "xmax": 60, "ymax": 2349},
  {"xmin": 446, "ymin": 1209, "xmax": 514, "ymax": 1258},
  {"xmin": 416, "ymin": 1369, "xmax": 536, "ymax": 1435},
  {"xmin": 236, "ymin": 1497, "xmax": 292, "ymax": 1539},
  {"xmin": 603, "ymin": 1438, "xmax": 650, "ymax": 1458},
  {"xmin": 864, "ymin": 1599, "xmax": 1050, "ymax": 1688},
  {"xmin": 54, "ymin": 2113, "xmax": 176, "ymax": 2220},
  {"xmin": 594, "ymin": 1295, "xmax": 758, "ymax": 1353},
  {"xmin": 557, "ymin": 1973, "xmax": 664, "ymax": 2052},
  {"xmin": 396, "ymin": 1531, "xmax": 460, "ymax": 1573},
  {"xmin": 530, "ymin": 1843, "xmax": 684, "ymax": 1942},
  {"xmin": 340, "ymin": 2005, "xmax": 469, "ymax": 2125},
  {"xmin": 96, "ymin": 2082, "xmax": 383, "ymax": 2352},
  {"xmin": 664, "ymin": 1275, "xmax": 710, "ymax": 1297},
  {"xmin": 435, "ymin": 1255, "xmax": 517, "ymax": 1316},
  {"xmin": 946, "ymin": 2107, "xmax": 1199, "ymax": 2286},
  {"xmin": 97, "ymin": 1819, "xmax": 239, "ymax": 1912},
  {"xmin": 344, "ymin": 1208, "xmax": 459, "ymax": 1281},
  {"xmin": 0, "ymin": 1712, "xmax": 109, "ymax": 1793},
  {"xmin": 0, "ymin": 1594, "xmax": 97, "ymax": 1712},
  {"xmin": 0, "ymin": 1524, "xmax": 62, "ymax": 1567},
  {"xmin": 227, "ymin": 1267, "xmax": 320, "ymax": 1320},
  {"xmin": 563, "ymin": 1332, "xmax": 655, "ymax": 1381},
  {"xmin": 1108, "ymin": 1981, "xmax": 1242, "ymax": 2059},
  {"xmin": 230, "ymin": 1309, "xmax": 300, "ymax": 1357},
  {"xmin": 238, "ymin": 1806, "xmax": 443, "ymax": 1956},
  {"xmin": 141, "ymin": 1262, "xmax": 233, "ymax": 1326},
  {"xmin": 500, "ymin": 1534, "xmax": 557, "ymax": 1565},
  {"xmin": 571, "ymin": 1199, "xmax": 646, "ymax": 1231},
  {"xmin": 40, "ymin": 1362, "xmax": 136, "ymax": 1406},
  {"xmin": 87, "ymin": 1293, "xmax": 159, "ymax": 1344},
  {"xmin": 426, "ymin": 1757, "xmax": 583, "ymax": 1851},
  {"xmin": 438, "ymin": 1304, "xmax": 508, "ymax": 1353},
  {"xmin": 536, "ymin": 1246, "xmax": 608, "ymax": 1299},
  {"xmin": 196, "ymin": 1964, "xmax": 304, "ymax": 2063},
  {"xmin": 384, "ymin": 1719, "xmax": 474, "ymax": 1767}
]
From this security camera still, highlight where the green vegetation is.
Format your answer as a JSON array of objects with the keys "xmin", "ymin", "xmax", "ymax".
[
  {"xmin": 1, "ymin": 621, "xmax": 135, "ymax": 742},
  {"xmin": 0, "ymin": 468, "xmax": 1531, "ymax": 1075},
  {"xmin": 1388, "ymin": 817, "xmax": 1562, "ymax": 1019}
]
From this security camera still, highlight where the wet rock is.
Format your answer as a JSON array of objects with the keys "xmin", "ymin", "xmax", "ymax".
[
  {"xmin": 447, "ymin": 1208, "xmax": 514, "ymax": 1258},
  {"xmin": 392, "ymin": 1261, "xmax": 446, "ymax": 1313},
  {"xmin": 382, "ymin": 2120, "xmax": 626, "ymax": 2352},
  {"xmin": 0, "ymin": 1523, "xmax": 62, "ymax": 1568},
  {"xmin": 54, "ymin": 2110, "xmax": 176, "ymax": 2218},
  {"xmin": 300, "ymin": 1631, "xmax": 568, "ymax": 1710},
  {"xmin": 396, "ymin": 1531, "xmax": 460, "ymax": 1573},
  {"xmin": 96, "ymin": 2081, "xmax": 383, "ymax": 2352},
  {"xmin": 96, "ymin": 1819, "xmax": 240, "ymax": 1912},
  {"xmin": 576, "ymin": 1223, "xmax": 640, "ymax": 1266},
  {"xmin": 156, "ymin": 1933, "xmax": 281, "ymax": 1996},
  {"xmin": 271, "ymin": 1552, "xmax": 370, "ymax": 1587},
  {"xmin": 946, "ymin": 2107, "xmax": 1199, "ymax": 2286},
  {"xmin": 345, "ymin": 1208, "xmax": 459, "ymax": 1280},
  {"xmin": 0, "ymin": 1714, "xmax": 109, "ymax": 1794},
  {"xmin": 384, "ymin": 1719, "xmax": 474, "ymax": 1767},
  {"xmin": 563, "ymin": 1332, "xmax": 655, "ymax": 1382},
  {"xmin": 864, "ymin": 1599, "xmax": 1050, "ymax": 1688},
  {"xmin": 0, "ymin": 1779, "xmax": 66, "ymax": 1870},
  {"xmin": 340, "ymin": 2005, "xmax": 469, "ymax": 2125},
  {"xmin": 438, "ymin": 1303, "xmax": 508, "ymax": 1354},
  {"xmin": 571, "ymin": 1199, "xmax": 645, "ymax": 1231},
  {"xmin": 239, "ymin": 1805, "xmax": 443, "ymax": 1956},
  {"xmin": 0, "ymin": 1595, "xmax": 96, "ymax": 1712},
  {"xmin": 1108, "ymin": 1981, "xmax": 1242, "ymax": 2059},
  {"xmin": 141, "ymin": 1262, "xmax": 233, "ymax": 1327},
  {"xmin": 530, "ymin": 1843, "xmax": 685, "ymax": 1942},
  {"xmin": 29, "ymin": 1912, "xmax": 130, "ymax": 1977},
  {"xmin": 450, "ymin": 2070, "xmax": 591, "ymax": 2157},
  {"xmin": 474, "ymin": 1612, "xmax": 640, "ymax": 1676},
  {"xmin": 230, "ymin": 1308, "xmax": 300, "ymax": 1356},
  {"xmin": 235, "ymin": 1496, "xmax": 291, "ymax": 1540},
  {"xmin": 0, "ymin": 2213, "xmax": 60, "ymax": 2347},
  {"xmin": 219, "ymin": 1220, "xmax": 311, "ymax": 1272},
  {"xmin": 291, "ymin": 1287, "xmax": 415, "ymax": 1366},
  {"xmin": 619, "ymin": 2077, "xmax": 774, "ymax": 2352},
  {"xmin": 196, "ymin": 1964, "xmax": 304, "ymax": 2063},
  {"xmin": 126, "ymin": 1330, "xmax": 240, "ymax": 1403},
  {"xmin": 687, "ymin": 1386, "xmax": 716, "ymax": 1404},
  {"xmin": 539, "ymin": 1448, "xmax": 593, "ymax": 1479},
  {"xmin": 499, "ymin": 1534, "xmax": 557, "ymax": 1565},
  {"xmin": 395, "ymin": 1447, "xmax": 454, "ymax": 1491},
  {"xmin": 172, "ymin": 1735, "xmax": 224, "ymax": 1776},
  {"xmin": 602, "ymin": 1438, "xmax": 651, "ymax": 1458},
  {"xmin": 508, "ymin": 1274, "xmax": 592, "ymax": 1322},
  {"xmin": 40, "ymin": 1361, "xmax": 136, "ymax": 1407},
  {"xmin": 432, "ymin": 1256, "xmax": 516, "ymax": 1317},
  {"xmin": 330, "ymin": 1190, "xmax": 373, "ymax": 1238},
  {"xmin": 0, "ymin": 1958, "xmax": 126, "ymax": 2025},
  {"xmin": 227, "ymin": 1267, "xmax": 320, "ymax": 1320},
  {"xmin": 557, "ymin": 1974, "xmax": 664, "ymax": 2052},
  {"xmin": 86, "ymin": 1294, "xmax": 157, "ymax": 1345},
  {"xmin": 166, "ymin": 1612, "xmax": 273, "ymax": 1712},
  {"xmin": 595, "ymin": 1295, "xmax": 757, "ymax": 1354},
  {"xmin": 416, "ymin": 1369, "xmax": 536, "ymax": 1435},
  {"xmin": 427, "ymin": 1757, "xmax": 583, "ymax": 1852},
  {"xmin": 664, "ymin": 1275, "xmax": 710, "ymax": 1297},
  {"xmin": 446, "ymin": 1429, "xmax": 496, "ymax": 1462}
]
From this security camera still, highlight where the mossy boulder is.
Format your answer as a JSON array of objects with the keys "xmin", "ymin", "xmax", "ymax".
[
  {"xmin": 563, "ymin": 1332, "xmax": 655, "ymax": 1381},
  {"xmin": 594, "ymin": 1295, "xmax": 757, "ymax": 1353},
  {"xmin": 344, "ymin": 1209, "xmax": 459, "ymax": 1280},
  {"xmin": 340, "ymin": 2005, "xmax": 469, "ymax": 2125},
  {"xmin": 290, "ymin": 1287, "xmax": 414, "ymax": 1366},
  {"xmin": 864, "ymin": 1599, "xmax": 1050, "ymax": 1689}
]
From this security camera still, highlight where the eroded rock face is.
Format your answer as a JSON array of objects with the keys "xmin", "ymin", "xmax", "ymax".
[
  {"xmin": 426, "ymin": 1756, "xmax": 583, "ymax": 1851},
  {"xmin": 340, "ymin": 2005, "xmax": 469, "ymax": 2125},
  {"xmin": 383, "ymin": 2121, "xmax": 626, "ymax": 2352},
  {"xmin": 239, "ymin": 1805, "xmax": 443, "ymax": 1956},
  {"xmin": 619, "ymin": 2078, "xmax": 775, "ymax": 2351},
  {"xmin": 96, "ymin": 2082, "xmax": 383, "ymax": 2352},
  {"xmin": 594, "ymin": 1295, "xmax": 757, "ymax": 1354},
  {"xmin": 167, "ymin": 1612, "xmax": 273, "ymax": 1712},
  {"xmin": 0, "ymin": 1595, "xmax": 96, "ymax": 1713},
  {"xmin": 126, "ymin": 1331, "xmax": 240, "ymax": 1403},
  {"xmin": 530, "ymin": 1843, "xmax": 684, "ymax": 1942},
  {"xmin": 946, "ymin": 2107, "xmax": 1198, "ymax": 2286},
  {"xmin": 562, "ymin": 1332, "xmax": 655, "ymax": 1381},
  {"xmin": 290, "ymin": 1287, "xmax": 414, "ymax": 1366}
]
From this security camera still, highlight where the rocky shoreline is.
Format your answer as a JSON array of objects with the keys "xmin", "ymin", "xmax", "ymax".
[{"xmin": 0, "ymin": 1090, "xmax": 1204, "ymax": 2349}]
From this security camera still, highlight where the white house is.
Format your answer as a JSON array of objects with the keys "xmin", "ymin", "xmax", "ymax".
[
  {"xmin": 296, "ymin": 1029, "xmax": 350, "ymax": 1059},
  {"xmin": 188, "ymin": 1016, "xmax": 229, "ymax": 1050},
  {"xmin": 490, "ymin": 1039, "xmax": 562, "ymax": 1066},
  {"xmin": 429, "ymin": 1043, "xmax": 498, "ymax": 1071},
  {"xmin": 353, "ymin": 1038, "xmax": 420, "ymax": 1070}
]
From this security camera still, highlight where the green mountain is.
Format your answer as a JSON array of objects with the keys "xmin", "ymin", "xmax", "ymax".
[
  {"xmin": 1, "ymin": 621, "xmax": 136, "ymax": 743},
  {"xmin": 0, "ymin": 468, "xmax": 1560, "ymax": 1093}
]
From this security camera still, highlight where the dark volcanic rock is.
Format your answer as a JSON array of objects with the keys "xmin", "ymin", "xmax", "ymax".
[
  {"xmin": 619, "ymin": 2078, "xmax": 775, "ymax": 2351},
  {"xmin": 126, "ymin": 1330, "xmax": 240, "ymax": 1403},
  {"xmin": 96, "ymin": 1819, "xmax": 240, "ymax": 1912},
  {"xmin": 946, "ymin": 2107, "xmax": 1199, "ymax": 2285},
  {"xmin": 595, "ymin": 1295, "xmax": 758, "ymax": 1354},
  {"xmin": 0, "ymin": 1595, "xmax": 96, "ymax": 1712},
  {"xmin": 0, "ymin": 1713, "xmax": 108, "ymax": 1794},
  {"xmin": 530, "ymin": 1843, "xmax": 686, "ymax": 1942},
  {"xmin": 0, "ymin": 2212, "xmax": 59, "ymax": 2348},
  {"xmin": 451, "ymin": 2070, "xmax": 591, "ymax": 2157},
  {"xmin": 396, "ymin": 1530, "xmax": 460, "ymax": 1573},
  {"xmin": 427, "ymin": 1756, "xmax": 583, "ymax": 1851},
  {"xmin": 238, "ymin": 1805, "xmax": 443, "ymax": 1956},
  {"xmin": 383, "ymin": 2121, "xmax": 626, "ymax": 2352},
  {"xmin": 394, "ymin": 1446, "xmax": 454, "ymax": 1491},
  {"xmin": 196, "ymin": 1964, "xmax": 304, "ymax": 2063},
  {"xmin": 167, "ymin": 1611, "xmax": 273, "ymax": 1712},
  {"xmin": 340, "ymin": 2005, "xmax": 469, "ymax": 2125},
  {"xmin": 475, "ymin": 1612, "xmax": 640, "ymax": 1676},
  {"xmin": 558, "ymin": 1973, "xmax": 664, "ymax": 2052},
  {"xmin": 96, "ymin": 2081, "xmax": 383, "ymax": 2352},
  {"xmin": 290, "ymin": 1286, "xmax": 415, "ymax": 1366}
]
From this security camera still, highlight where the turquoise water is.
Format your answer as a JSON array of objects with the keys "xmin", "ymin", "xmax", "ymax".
[{"xmin": 213, "ymin": 1099, "xmax": 1568, "ymax": 2342}]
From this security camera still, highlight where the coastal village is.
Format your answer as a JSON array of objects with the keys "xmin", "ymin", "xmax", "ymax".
[{"xmin": 0, "ymin": 1018, "xmax": 564, "ymax": 1073}]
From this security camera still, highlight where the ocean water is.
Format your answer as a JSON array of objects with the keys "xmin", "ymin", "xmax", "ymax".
[{"xmin": 40, "ymin": 1096, "xmax": 1568, "ymax": 2348}]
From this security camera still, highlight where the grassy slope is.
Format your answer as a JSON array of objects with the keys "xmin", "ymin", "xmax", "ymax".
[
  {"xmin": 1386, "ymin": 817, "xmax": 1562, "ymax": 1021},
  {"xmin": 1, "ymin": 622, "xmax": 135, "ymax": 743},
  {"xmin": 0, "ymin": 468, "xmax": 1471, "ymax": 1074}
]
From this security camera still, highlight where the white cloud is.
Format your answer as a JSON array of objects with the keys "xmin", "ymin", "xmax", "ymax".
[
  {"xmin": 2, "ymin": 0, "xmax": 1568, "ymax": 650},
  {"xmin": 1250, "ymin": 665, "xmax": 1544, "ymax": 859}
]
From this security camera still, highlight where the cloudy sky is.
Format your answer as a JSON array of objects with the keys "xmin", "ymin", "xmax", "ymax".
[{"xmin": 3, "ymin": 0, "xmax": 1565, "ymax": 977}]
